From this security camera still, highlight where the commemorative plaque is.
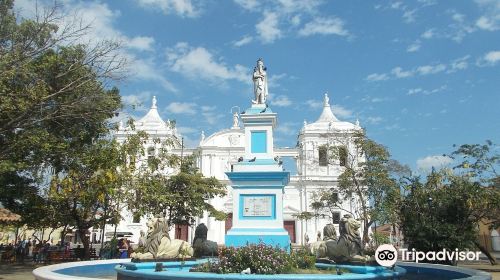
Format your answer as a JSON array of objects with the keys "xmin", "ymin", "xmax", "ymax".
[{"xmin": 243, "ymin": 196, "xmax": 272, "ymax": 217}]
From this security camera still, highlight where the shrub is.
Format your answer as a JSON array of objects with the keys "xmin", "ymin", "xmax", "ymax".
[
  {"xmin": 195, "ymin": 243, "xmax": 318, "ymax": 275},
  {"xmin": 291, "ymin": 248, "xmax": 316, "ymax": 270}
]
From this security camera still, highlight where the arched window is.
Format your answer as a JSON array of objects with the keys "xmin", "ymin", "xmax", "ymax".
[
  {"xmin": 339, "ymin": 146, "xmax": 348, "ymax": 167},
  {"xmin": 147, "ymin": 147, "xmax": 155, "ymax": 161},
  {"xmin": 318, "ymin": 146, "xmax": 328, "ymax": 166}
]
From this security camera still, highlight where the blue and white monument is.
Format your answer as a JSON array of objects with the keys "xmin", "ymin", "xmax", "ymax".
[{"xmin": 225, "ymin": 58, "xmax": 291, "ymax": 250}]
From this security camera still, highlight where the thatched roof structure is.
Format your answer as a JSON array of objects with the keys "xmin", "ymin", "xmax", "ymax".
[{"xmin": 0, "ymin": 208, "xmax": 21, "ymax": 223}]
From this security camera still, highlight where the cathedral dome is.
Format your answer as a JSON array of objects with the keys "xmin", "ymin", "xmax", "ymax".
[
  {"xmin": 116, "ymin": 96, "xmax": 181, "ymax": 147},
  {"xmin": 302, "ymin": 93, "xmax": 359, "ymax": 133}
]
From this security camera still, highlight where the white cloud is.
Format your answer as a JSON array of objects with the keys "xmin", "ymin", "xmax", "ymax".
[
  {"xmin": 166, "ymin": 43, "xmax": 249, "ymax": 83},
  {"xmin": 365, "ymin": 73, "xmax": 389, "ymax": 82},
  {"xmin": 332, "ymin": 105, "xmax": 352, "ymax": 118},
  {"xmin": 306, "ymin": 99, "xmax": 323, "ymax": 109},
  {"xmin": 15, "ymin": 0, "xmax": 177, "ymax": 93},
  {"xmin": 416, "ymin": 155, "xmax": 453, "ymax": 171},
  {"xmin": 403, "ymin": 9, "xmax": 417, "ymax": 23},
  {"xmin": 290, "ymin": 15, "xmax": 301, "ymax": 26},
  {"xmin": 407, "ymin": 85, "xmax": 447, "ymax": 96},
  {"xmin": 421, "ymin": 29, "xmax": 435, "ymax": 39},
  {"xmin": 361, "ymin": 96, "xmax": 389, "ymax": 103},
  {"xmin": 391, "ymin": 67, "xmax": 414, "ymax": 78},
  {"xmin": 407, "ymin": 41, "xmax": 421, "ymax": 52},
  {"xmin": 452, "ymin": 12, "xmax": 465, "ymax": 22},
  {"xmin": 367, "ymin": 56, "xmax": 470, "ymax": 82},
  {"xmin": 390, "ymin": 2, "xmax": 403, "ymax": 9},
  {"xmin": 256, "ymin": 11, "xmax": 282, "ymax": 43},
  {"xmin": 135, "ymin": 0, "xmax": 200, "ymax": 17},
  {"xmin": 476, "ymin": 16, "xmax": 498, "ymax": 30},
  {"xmin": 407, "ymin": 88, "xmax": 423, "ymax": 95},
  {"xmin": 127, "ymin": 36, "xmax": 155, "ymax": 52},
  {"xmin": 130, "ymin": 57, "xmax": 177, "ymax": 92},
  {"xmin": 276, "ymin": 122, "xmax": 298, "ymax": 135},
  {"xmin": 272, "ymin": 95, "xmax": 292, "ymax": 107},
  {"xmin": 201, "ymin": 106, "xmax": 224, "ymax": 125},
  {"xmin": 416, "ymin": 64, "xmax": 446, "ymax": 75},
  {"xmin": 233, "ymin": 35, "xmax": 253, "ymax": 47},
  {"xmin": 366, "ymin": 116, "xmax": 383, "ymax": 125},
  {"xmin": 484, "ymin": 50, "xmax": 500, "ymax": 64},
  {"xmin": 475, "ymin": 0, "xmax": 500, "ymax": 31},
  {"xmin": 448, "ymin": 55, "xmax": 470, "ymax": 72},
  {"xmin": 298, "ymin": 17, "xmax": 349, "ymax": 37},
  {"xmin": 122, "ymin": 91, "xmax": 153, "ymax": 110},
  {"xmin": 234, "ymin": 0, "xmax": 340, "ymax": 43},
  {"xmin": 165, "ymin": 102, "xmax": 197, "ymax": 115},
  {"xmin": 177, "ymin": 126, "xmax": 198, "ymax": 134},
  {"xmin": 268, "ymin": 73, "xmax": 287, "ymax": 87},
  {"xmin": 233, "ymin": 0, "xmax": 260, "ymax": 11}
]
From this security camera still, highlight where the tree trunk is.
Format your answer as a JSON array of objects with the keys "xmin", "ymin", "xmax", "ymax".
[
  {"xmin": 14, "ymin": 226, "xmax": 19, "ymax": 245},
  {"xmin": 47, "ymin": 228, "xmax": 56, "ymax": 243},
  {"xmin": 362, "ymin": 220, "xmax": 373, "ymax": 246},
  {"xmin": 474, "ymin": 241, "xmax": 497, "ymax": 265},
  {"xmin": 78, "ymin": 227, "xmax": 91, "ymax": 260},
  {"xmin": 60, "ymin": 225, "xmax": 68, "ymax": 247}
]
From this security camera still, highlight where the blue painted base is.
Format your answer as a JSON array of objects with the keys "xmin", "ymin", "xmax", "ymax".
[{"xmin": 225, "ymin": 228, "xmax": 291, "ymax": 252}]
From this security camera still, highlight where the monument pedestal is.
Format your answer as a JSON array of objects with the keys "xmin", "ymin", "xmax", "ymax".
[
  {"xmin": 225, "ymin": 171, "xmax": 290, "ymax": 250},
  {"xmin": 224, "ymin": 99, "xmax": 291, "ymax": 251}
]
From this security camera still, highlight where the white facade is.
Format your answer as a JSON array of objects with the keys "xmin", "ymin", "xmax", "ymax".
[{"xmin": 112, "ymin": 92, "xmax": 366, "ymax": 246}]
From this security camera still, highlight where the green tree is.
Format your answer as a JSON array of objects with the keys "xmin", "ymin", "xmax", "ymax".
[
  {"xmin": 303, "ymin": 131, "xmax": 405, "ymax": 245},
  {"xmin": 124, "ymin": 132, "xmax": 227, "ymax": 230},
  {"xmin": 0, "ymin": 1, "xmax": 123, "ymax": 174},
  {"xmin": 399, "ymin": 171, "xmax": 498, "ymax": 264},
  {"xmin": 0, "ymin": 0, "xmax": 125, "ymax": 257},
  {"xmin": 49, "ymin": 139, "xmax": 125, "ymax": 259},
  {"xmin": 449, "ymin": 140, "xmax": 500, "ymax": 264}
]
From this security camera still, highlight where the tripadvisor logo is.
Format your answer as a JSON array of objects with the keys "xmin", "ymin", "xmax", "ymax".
[
  {"xmin": 375, "ymin": 244, "xmax": 482, "ymax": 266},
  {"xmin": 375, "ymin": 244, "xmax": 398, "ymax": 267}
]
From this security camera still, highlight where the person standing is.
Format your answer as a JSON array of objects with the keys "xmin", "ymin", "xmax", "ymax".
[
  {"xmin": 26, "ymin": 238, "xmax": 32, "ymax": 258},
  {"xmin": 119, "ymin": 238, "xmax": 129, "ymax": 259}
]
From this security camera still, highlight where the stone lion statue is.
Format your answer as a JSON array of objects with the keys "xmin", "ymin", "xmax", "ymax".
[
  {"xmin": 192, "ymin": 223, "xmax": 218, "ymax": 257},
  {"xmin": 309, "ymin": 224, "xmax": 337, "ymax": 257},
  {"xmin": 131, "ymin": 217, "xmax": 193, "ymax": 260},
  {"xmin": 324, "ymin": 214, "xmax": 369, "ymax": 263},
  {"xmin": 323, "ymin": 223, "xmax": 337, "ymax": 241}
]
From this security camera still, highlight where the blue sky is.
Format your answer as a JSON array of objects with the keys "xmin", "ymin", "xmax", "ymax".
[{"xmin": 16, "ymin": 0, "xmax": 500, "ymax": 172}]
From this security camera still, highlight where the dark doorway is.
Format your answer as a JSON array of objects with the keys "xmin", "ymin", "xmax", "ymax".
[
  {"xmin": 284, "ymin": 221, "xmax": 296, "ymax": 243},
  {"xmin": 175, "ymin": 224, "xmax": 189, "ymax": 241},
  {"xmin": 225, "ymin": 213, "xmax": 233, "ymax": 233}
]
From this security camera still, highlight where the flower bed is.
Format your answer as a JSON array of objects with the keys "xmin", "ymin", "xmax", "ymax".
[{"xmin": 192, "ymin": 243, "xmax": 321, "ymax": 275}]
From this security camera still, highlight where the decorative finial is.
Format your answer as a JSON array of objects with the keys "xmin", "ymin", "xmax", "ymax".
[
  {"xmin": 355, "ymin": 119, "xmax": 360, "ymax": 127},
  {"xmin": 303, "ymin": 120, "xmax": 307, "ymax": 127},
  {"xmin": 152, "ymin": 96, "xmax": 157, "ymax": 109},
  {"xmin": 200, "ymin": 130, "xmax": 205, "ymax": 142},
  {"xmin": 324, "ymin": 93, "xmax": 329, "ymax": 107},
  {"xmin": 118, "ymin": 120, "xmax": 123, "ymax": 130}
]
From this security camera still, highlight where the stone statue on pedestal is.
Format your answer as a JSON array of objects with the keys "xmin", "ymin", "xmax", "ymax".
[
  {"xmin": 131, "ymin": 217, "xmax": 193, "ymax": 260},
  {"xmin": 192, "ymin": 223, "xmax": 218, "ymax": 257},
  {"xmin": 252, "ymin": 58, "xmax": 268, "ymax": 105},
  {"xmin": 232, "ymin": 112, "xmax": 239, "ymax": 128},
  {"xmin": 312, "ymin": 215, "xmax": 371, "ymax": 263}
]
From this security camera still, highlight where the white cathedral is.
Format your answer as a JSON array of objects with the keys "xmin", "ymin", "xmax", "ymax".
[{"xmin": 107, "ymin": 59, "xmax": 366, "ymax": 247}]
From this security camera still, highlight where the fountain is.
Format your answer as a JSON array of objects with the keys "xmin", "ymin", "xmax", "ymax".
[{"xmin": 33, "ymin": 58, "xmax": 492, "ymax": 280}]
